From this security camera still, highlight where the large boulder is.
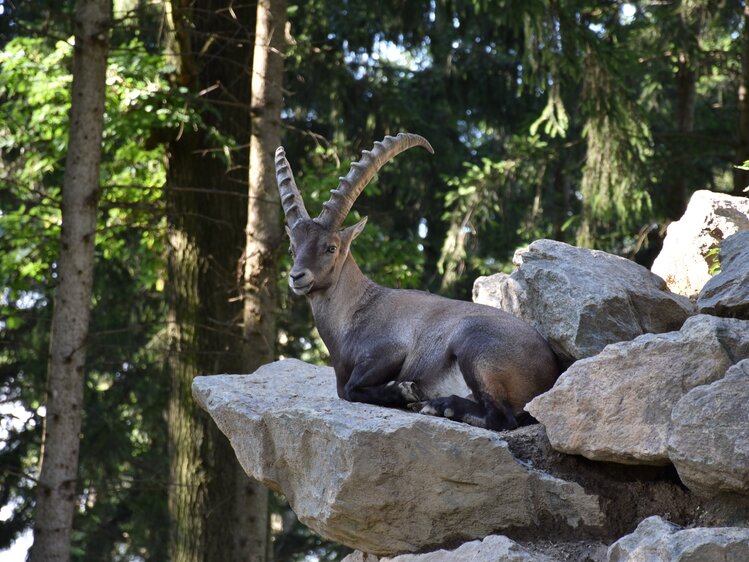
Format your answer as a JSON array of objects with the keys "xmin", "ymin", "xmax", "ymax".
[
  {"xmin": 192, "ymin": 359, "xmax": 606, "ymax": 556},
  {"xmin": 472, "ymin": 240, "xmax": 693, "ymax": 366},
  {"xmin": 526, "ymin": 315, "xmax": 749, "ymax": 465},
  {"xmin": 697, "ymin": 230, "xmax": 749, "ymax": 319},
  {"xmin": 667, "ymin": 360, "xmax": 749, "ymax": 497},
  {"xmin": 607, "ymin": 516, "xmax": 749, "ymax": 562},
  {"xmin": 651, "ymin": 190, "xmax": 749, "ymax": 298}
]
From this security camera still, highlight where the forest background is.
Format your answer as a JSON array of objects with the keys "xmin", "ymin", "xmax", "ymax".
[{"xmin": 1, "ymin": 0, "xmax": 747, "ymax": 561}]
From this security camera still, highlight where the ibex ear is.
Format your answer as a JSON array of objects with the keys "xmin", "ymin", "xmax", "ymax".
[
  {"xmin": 340, "ymin": 217, "xmax": 367, "ymax": 251},
  {"xmin": 341, "ymin": 216, "xmax": 367, "ymax": 240}
]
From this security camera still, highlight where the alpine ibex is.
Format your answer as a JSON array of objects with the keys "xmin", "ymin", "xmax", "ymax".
[{"xmin": 276, "ymin": 133, "xmax": 560, "ymax": 430}]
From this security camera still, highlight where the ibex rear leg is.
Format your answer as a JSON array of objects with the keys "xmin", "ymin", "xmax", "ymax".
[
  {"xmin": 413, "ymin": 349, "xmax": 526, "ymax": 430},
  {"xmin": 415, "ymin": 394, "xmax": 519, "ymax": 430}
]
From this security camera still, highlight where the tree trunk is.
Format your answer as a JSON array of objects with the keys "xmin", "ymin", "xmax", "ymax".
[
  {"xmin": 668, "ymin": 5, "xmax": 701, "ymax": 218},
  {"xmin": 552, "ymin": 157, "xmax": 571, "ymax": 240},
  {"xmin": 29, "ymin": 1, "xmax": 111, "ymax": 560},
  {"xmin": 734, "ymin": 4, "xmax": 749, "ymax": 195},
  {"xmin": 242, "ymin": 1, "xmax": 287, "ymax": 557},
  {"xmin": 243, "ymin": 0, "xmax": 285, "ymax": 367},
  {"xmin": 670, "ymin": 51, "xmax": 696, "ymax": 218},
  {"xmin": 164, "ymin": 1, "xmax": 266, "ymax": 561}
]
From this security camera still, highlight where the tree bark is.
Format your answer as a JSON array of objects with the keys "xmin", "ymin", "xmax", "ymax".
[
  {"xmin": 244, "ymin": 1, "xmax": 285, "ymax": 367},
  {"xmin": 668, "ymin": 4, "xmax": 701, "ymax": 218},
  {"xmin": 29, "ymin": 1, "xmax": 111, "ymax": 560},
  {"xmin": 242, "ymin": 2, "xmax": 287, "ymax": 557},
  {"xmin": 670, "ymin": 50, "xmax": 697, "ymax": 218},
  {"xmin": 734, "ymin": 4, "xmax": 749, "ymax": 195},
  {"xmin": 164, "ymin": 2, "xmax": 267, "ymax": 561}
]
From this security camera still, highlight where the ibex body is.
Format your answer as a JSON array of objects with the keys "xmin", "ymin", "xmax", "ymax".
[{"xmin": 277, "ymin": 133, "xmax": 560, "ymax": 430}]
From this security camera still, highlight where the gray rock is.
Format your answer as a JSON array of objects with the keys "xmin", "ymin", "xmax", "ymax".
[
  {"xmin": 342, "ymin": 535, "xmax": 556, "ymax": 562},
  {"xmin": 473, "ymin": 239, "xmax": 693, "ymax": 366},
  {"xmin": 698, "ymin": 230, "xmax": 749, "ymax": 319},
  {"xmin": 342, "ymin": 553, "xmax": 380, "ymax": 562},
  {"xmin": 526, "ymin": 315, "xmax": 749, "ymax": 465},
  {"xmin": 668, "ymin": 360, "xmax": 749, "ymax": 497},
  {"xmin": 651, "ymin": 190, "xmax": 749, "ymax": 298},
  {"xmin": 607, "ymin": 515, "xmax": 749, "ymax": 562},
  {"xmin": 473, "ymin": 272, "xmax": 514, "ymax": 310},
  {"xmin": 192, "ymin": 359, "xmax": 605, "ymax": 556}
]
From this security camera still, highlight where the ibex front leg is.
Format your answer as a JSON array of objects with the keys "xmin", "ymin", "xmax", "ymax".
[{"xmin": 343, "ymin": 351, "xmax": 420, "ymax": 408}]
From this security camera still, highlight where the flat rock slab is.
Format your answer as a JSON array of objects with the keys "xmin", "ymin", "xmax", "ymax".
[
  {"xmin": 607, "ymin": 516, "xmax": 749, "ymax": 562},
  {"xmin": 473, "ymin": 239, "xmax": 693, "ymax": 366},
  {"xmin": 192, "ymin": 359, "xmax": 606, "ymax": 556}
]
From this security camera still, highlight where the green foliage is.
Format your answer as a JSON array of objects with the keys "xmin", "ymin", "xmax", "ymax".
[
  {"xmin": 0, "ymin": 30, "xmax": 194, "ymax": 559},
  {"xmin": 706, "ymin": 246, "xmax": 722, "ymax": 276},
  {"xmin": 439, "ymin": 157, "xmax": 509, "ymax": 287},
  {"xmin": 578, "ymin": 45, "xmax": 653, "ymax": 248},
  {"xmin": 437, "ymin": 134, "xmax": 559, "ymax": 294}
]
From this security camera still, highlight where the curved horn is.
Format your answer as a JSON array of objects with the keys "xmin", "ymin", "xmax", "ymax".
[
  {"xmin": 316, "ymin": 132, "xmax": 434, "ymax": 229},
  {"xmin": 275, "ymin": 146, "xmax": 310, "ymax": 229}
]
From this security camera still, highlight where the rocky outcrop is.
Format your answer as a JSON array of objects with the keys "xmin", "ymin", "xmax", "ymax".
[
  {"xmin": 194, "ymin": 189, "xmax": 749, "ymax": 560},
  {"xmin": 526, "ymin": 315, "xmax": 749, "ymax": 466},
  {"xmin": 472, "ymin": 239, "xmax": 693, "ymax": 366},
  {"xmin": 192, "ymin": 360, "xmax": 607, "ymax": 556},
  {"xmin": 667, "ymin": 359, "xmax": 749, "ymax": 498},
  {"xmin": 192, "ymin": 360, "xmax": 706, "ymax": 557},
  {"xmin": 607, "ymin": 516, "xmax": 749, "ymax": 562},
  {"xmin": 651, "ymin": 190, "xmax": 749, "ymax": 298},
  {"xmin": 697, "ymin": 230, "xmax": 749, "ymax": 319}
]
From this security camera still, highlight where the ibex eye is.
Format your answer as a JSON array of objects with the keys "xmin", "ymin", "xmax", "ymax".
[{"xmin": 326, "ymin": 246, "xmax": 337, "ymax": 253}]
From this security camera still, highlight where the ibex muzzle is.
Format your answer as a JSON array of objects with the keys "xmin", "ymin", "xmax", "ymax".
[{"xmin": 276, "ymin": 133, "xmax": 560, "ymax": 430}]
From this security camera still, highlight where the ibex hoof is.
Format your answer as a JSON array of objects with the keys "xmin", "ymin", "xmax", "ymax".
[
  {"xmin": 397, "ymin": 381, "xmax": 422, "ymax": 402},
  {"xmin": 407, "ymin": 400, "xmax": 427, "ymax": 412},
  {"xmin": 418, "ymin": 397, "xmax": 457, "ymax": 420}
]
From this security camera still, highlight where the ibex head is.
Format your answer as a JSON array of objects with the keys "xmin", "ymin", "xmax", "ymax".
[{"xmin": 276, "ymin": 133, "xmax": 434, "ymax": 296}]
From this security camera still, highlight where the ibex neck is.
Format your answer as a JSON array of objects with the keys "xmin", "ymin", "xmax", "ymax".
[{"xmin": 307, "ymin": 254, "xmax": 376, "ymax": 355}]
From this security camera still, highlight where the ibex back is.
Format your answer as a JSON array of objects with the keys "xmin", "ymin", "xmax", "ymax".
[{"xmin": 276, "ymin": 133, "xmax": 560, "ymax": 430}]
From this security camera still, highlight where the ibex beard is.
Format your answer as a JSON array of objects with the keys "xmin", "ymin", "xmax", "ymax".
[{"xmin": 277, "ymin": 133, "xmax": 560, "ymax": 431}]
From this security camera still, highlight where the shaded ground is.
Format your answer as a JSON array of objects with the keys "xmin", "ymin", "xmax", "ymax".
[{"xmin": 521, "ymin": 539, "xmax": 609, "ymax": 562}]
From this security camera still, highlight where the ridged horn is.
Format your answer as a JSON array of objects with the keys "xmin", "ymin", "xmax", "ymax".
[
  {"xmin": 275, "ymin": 146, "xmax": 310, "ymax": 229},
  {"xmin": 316, "ymin": 132, "xmax": 434, "ymax": 230}
]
